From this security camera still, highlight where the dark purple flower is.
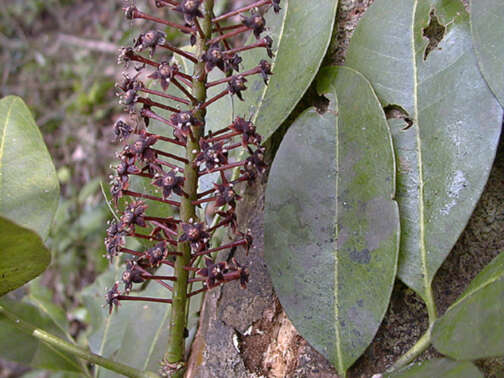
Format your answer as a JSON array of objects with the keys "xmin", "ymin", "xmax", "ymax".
[
  {"xmin": 170, "ymin": 111, "xmax": 201, "ymax": 141},
  {"xmin": 179, "ymin": 221, "xmax": 209, "ymax": 252},
  {"xmin": 194, "ymin": 139, "xmax": 228, "ymax": 171},
  {"xmin": 263, "ymin": 36, "xmax": 274, "ymax": 58},
  {"xmin": 259, "ymin": 59, "xmax": 273, "ymax": 84},
  {"xmin": 134, "ymin": 30, "xmax": 166, "ymax": 57},
  {"xmin": 129, "ymin": 133, "xmax": 159, "ymax": 162},
  {"xmin": 228, "ymin": 76, "xmax": 247, "ymax": 101},
  {"xmin": 117, "ymin": 47, "xmax": 135, "ymax": 66},
  {"xmin": 228, "ymin": 258, "xmax": 249, "ymax": 289},
  {"xmin": 105, "ymin": 282, "xmax": 121, "ymax": 314},
  {"xmin": 120, "ymin": 200, "xmax": 148, "ymax": 232},
  {"xmin": 141, "ymin": 241, "xmax": 168, "ymax": 267},
  {"xmin": 116, "ymin": 72, "xmax": 143, "ymax": 93},
  {"xmin": 197, "ymin": 257, "xmax": 228, "ymax": 288},
  {"xmin": 214, "ymin": 182, "xmax": 241, "ymax": 208},
  {"xmin": 227, "ymin": 54, "xmax": 242, "ymax": 72},
  {"xmin": 174, "ymin": 0, "xmax": 203, "ymax": 24},
  {"xmin": 104, "ymin": 221, "xmax": 126, "ymax": 262},
  {"xmin": 272, "ymin": 0, "xmax": 281, "ymax": 13},
  {"xmin": 122, "ymin": 260, "xmax": 145, "ymax": 292},
  {"xmin": 241, "ymin": 12, "xmax": 266, "ymax": 39},
  {"xmin": 113, "ymin": 120, "xmax": 134, "ymax": 142},
  {"xmin": 152, "ymin": 170, "xmax": 185, "ymax": 199},
  {"xmin": 110, "ymin": 176, "xmax": 126, "ymax": 206},
  {"xmin": 216, "ymin": 209, "xmax": 238, "ymax": 234},
  {"xmin": 116, "ymin": 158, "xmax": 141, "ymax": 187},
  {"xmin": 149, "ymin": 61, "xmax": 178, "ymax": 91},
  {"xmin": 242, "ymin": 146, "xmax": 267, "ymax": 181},
  {"xmin": 231, "ymin": 117, "xmax": 262, "ymax": 146},
  {"xmin": 202, "ymin": 43, "xmax": 226, "ymax": 73}
]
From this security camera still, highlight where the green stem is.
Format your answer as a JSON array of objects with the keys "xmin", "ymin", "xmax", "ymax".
[
  {"xmin": 164, "ymin": 0, "xmax": 214, "ymax": 366},
  {"xmin": 0, "ymin": 306, "xmax": 158, "ymax": 378},
  {"xmin": 424, "ymin": 285, "xmax": 437, "ymax": 325},
  {"xmin": 390, "ymin": 326, "xmax": 432, "ymax": 371},
  {"xmin": 390, "ymin": 288, "xmax": 437, "ymax": 371}
]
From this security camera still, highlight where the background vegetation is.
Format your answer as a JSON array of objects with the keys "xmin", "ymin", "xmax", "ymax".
[{"xmin": 1, "ymin": 0, "xmax": 503, "ymax": 377}]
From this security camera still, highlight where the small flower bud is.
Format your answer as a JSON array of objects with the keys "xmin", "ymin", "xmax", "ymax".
[
  {"xmin": 228, "ymin": 76, "xmax": 248, "ymax": 101},
  {"xmin": 175, "ymin": 0, "xmax": 203, "ymax": 24},
  {"xmin": 241, "ymin": 12, "xmax": 266, "ymax": 39}
]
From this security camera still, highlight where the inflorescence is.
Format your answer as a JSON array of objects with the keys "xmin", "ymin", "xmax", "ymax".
[{"xmin": 105, "ymin": 0, "xmax": 280, "ymax": 313}]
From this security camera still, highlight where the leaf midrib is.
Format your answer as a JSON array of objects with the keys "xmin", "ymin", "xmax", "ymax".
[
  {"xmin": 411, "ymin": 0, "xmax": 430, "ymax": 298},
  {"xmin": 448, "ymin": 270, "xmax": 504, "ymax": 311},
  {"xmin": 333, "ymin": 110, "xmax": 344, "ymax": 373}
]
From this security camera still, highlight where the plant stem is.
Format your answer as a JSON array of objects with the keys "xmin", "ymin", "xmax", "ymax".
[
  {"xmin": 424, "ymin": 285, "xmax": 437, "ymax": 325},
  {"xmin": 164, "ymin": 0, "xmax": 214, "ymax": 366},
  {"xmin": 390, "ymin": 289, "xmax": 437, "ymax": 371},
  {"xmin": 389, "ymin": 326, "xmax": 433, "ymax": 371},
  {"xmin": 0, "ymin": 306, "xmax": 158, "ymax": 378}
]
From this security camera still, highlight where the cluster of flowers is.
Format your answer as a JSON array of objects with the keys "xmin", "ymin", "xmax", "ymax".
[{"xmin": 104, "ymin": 0, "xmax": 280, "ymax": 313}]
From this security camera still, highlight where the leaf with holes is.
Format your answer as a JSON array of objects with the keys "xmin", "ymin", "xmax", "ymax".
[
  {"xmin": 471, "ymin": 0, "xmax": 504, "ymax": 107},
  {"xmin": 81, "ymin": 263, "xmax": 173, "ymax": 377},
  {"xmin": 213, "ymin": 0, "xmax": 338, "ymax": 140},
  {"xmin": 264, "ymin": 66, "xmax": 399, "ymax": 375},
  {"xmin": 0, "ymin": 96, "xmax": 59, "ymax": 240},
  {"xmin": 432, "ymin": 253, "xmax": 504, "ymax": 360},
  {"xmin": 387, "ymin": 358, "xmax": 483, "ymax": 378},
  {"xmin": 345, "ymin": 0, "xmax": 503, "ymax": 309}
]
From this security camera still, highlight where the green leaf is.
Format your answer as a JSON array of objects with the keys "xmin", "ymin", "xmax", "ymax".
[
  {"xmin": 432, "ymin": 253, "xmax": 504, "ymax": 360},
  {"xmin": 470, "ymin": 0, "xmax": 504, "ymax": 107},
  {"xmin": 0, "ymin": 217, "xmax": 51, "ymax": 297},
  {"xmin": 0, "ymin": 299, "xmax": 84, "ymax": 373},
  {"xmin": 344, "ymin": 0, "xmax": 503, "ymax": 305},
  {"xmin": 210, "ymin": 0, "xmax": 338, "ymax": 140},
  {"xmin": 81, "ymin": 263, "xmax": 173, "ymax": 377},
  {"xmin": 0, "ymin": 95, "xmax": 59, "ymax": 240},
  {"xmin": 264, "ymin": 66, "xmax": 399, "ymax": 374},
  {"xmin": 387, "ymin": 358, "xmax": 483, "ymax": 378},
  {"xmin": 28, "ymin": 280, "xmax": 70, "ymax": 335}
]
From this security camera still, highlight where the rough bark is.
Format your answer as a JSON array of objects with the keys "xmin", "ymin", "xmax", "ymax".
[{"xmin": 186, "ymin": 0, "xmax": 504, "ymax": 376}]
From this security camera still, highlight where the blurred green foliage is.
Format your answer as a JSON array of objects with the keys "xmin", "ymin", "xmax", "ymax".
[{"xmin": 0, "ymin": 0, "xmax": 230, "ymax": 375}]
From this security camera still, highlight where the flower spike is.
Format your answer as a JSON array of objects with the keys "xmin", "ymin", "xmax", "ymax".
[{"xmin": 104, "ymin": 2, "xmax": 280, "ymax": 366}]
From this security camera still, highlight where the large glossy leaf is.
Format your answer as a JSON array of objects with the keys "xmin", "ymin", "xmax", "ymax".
[
  {"xmin": 344, "ymin": 0, "xmax": 503, "ymax": 304},
  {"xmin": 0, "ymin": 96, "xmax": 59, "ymax": 240},
  {"xmin": 432, "ymin": 253, "xmax": 504, "ymax": 360},
  {"xmin": 0, "ymin": 299, "xmax": 84, "ymax": 373},
  {"xmin": 210, "ymin": 0, "xmax": 338, "ymax": 140},
  {"xmin": 0, "ymin": 217, "xmax": 51, "ymax": 296},
  {"xmin": 470, "ymin": 0, "xmax": 504, "ymax": 107},
  {"xmin": 81, "ymin": 262, "xmax": 174, "ymax": 377},
  {"xmin": 264, "ymin": 66, "xmax": 399, "ymax": 374},
  {"xmin": 387, "ymin": 358, "xmax": 483, "ymax": 378}
]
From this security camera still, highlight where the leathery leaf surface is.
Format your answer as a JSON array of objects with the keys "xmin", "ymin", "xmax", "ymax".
[
  {"xmin": 387, "ymin": 358, "xmax": 483, "ymax": 378},
  {"xmin": 264, "ymin": 66, "xmax": 399, "ymax": 374},
  {"xmin": 432, "ymin": 253, "xmax": 504, "ymax": 360},
  {"xmin": 470, "ymin": 0, "xmax": 504, "ymax": 107},
  {"xmin": 230, "ymin": 0, "xmax": 338, "ymax": 140},
  {"xmin": 0, "ymin": 96, "xmax": 59, "ymax": 240},
  {"xmin": 81, "ymin": 262, "xmax": 173, "ymax": 377},
  {"xmin": 345, "ymin": 0, "xmax": 503, "ymax": 304},
  {"xmin": 0, "ymin": 217, "xmax": 51, "ymax": 297}
]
